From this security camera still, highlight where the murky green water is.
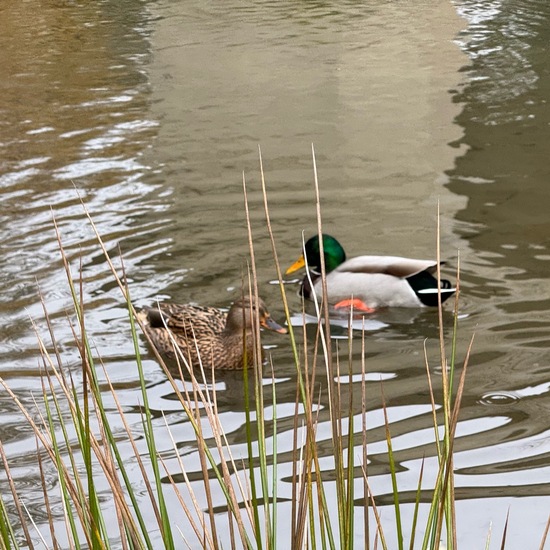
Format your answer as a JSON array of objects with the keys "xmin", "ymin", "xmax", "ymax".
[{"xmin": 1, "ymin": 0, "xmax": 550, "ymax": 546}]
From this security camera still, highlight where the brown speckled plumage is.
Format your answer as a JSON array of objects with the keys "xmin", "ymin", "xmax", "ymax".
[{"xmin": 138, "ymin": 296, "xmax": 286, "ymax": 370}]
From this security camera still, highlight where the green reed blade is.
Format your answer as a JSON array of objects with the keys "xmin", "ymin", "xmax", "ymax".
[
  {"xmin": 0, "ymin": 445, "xmax": 24, "ymax": 550},
  {"xmin": 242, "ymin": 349, "xmax": 262, "ymax": 548},
  {"xmin": 42, "ymin": 375, "xmax": 88, "ymax": 549},
  {"xmin": 124, "ymin": 277, "xmax": 175, "ymax": 550},
  {"xmin": 408, "ymin": 456, "xmax": 425, "ymax": 550},
  {"xmin": 270, "ymin": 364, "xmax": 278, "ymax": 550},
  {"xmin": 381, "ymin": 388, "xmax": 403, "ymax": 550},
  {"xmin": 0, "ymin": 495, "xmax": 19, "ymax": 550}
]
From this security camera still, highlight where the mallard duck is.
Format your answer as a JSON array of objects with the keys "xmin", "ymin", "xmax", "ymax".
[
  {"xmin": 285, "ymin": 234, "xmax": 455, "ymax": 310},
  {"xmin": 138, "ymin": 295, "xmax": 287, "ymax": 370}
]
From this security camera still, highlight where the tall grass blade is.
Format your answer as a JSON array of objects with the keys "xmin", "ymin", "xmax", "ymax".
[
  {"xmin": 257, "ymin": 146, "xmax": 337, "ymax": 549},
  {"xmin": 344, "ymin": 314, "xmax": 355, "ymax": 549},
  {"xmin": 539, "ymin": 514, "xmax": 550, "ymax": 550},
  {"xmin": 485, "ymin": 521, "xmax": 492, "ymax": 550},
  {"xmin": 360, "ymin": 320, "xmax": 370, "ymax": 550},
  {"xmin": 434, "ymin": 202, "xmax": 454, "ymax": 550},
  {"xmin": 21, "ymin": 502, "xmax": 49, "ymax": 549},
  {"xmin": 380, "ymin": 386, "xmax": 403, "ymax": 550},
  {"xmin": 270, "ymin": 360, "xmax": 278, "ymax": 550},
  {"xmin": 122, "ymin": 268, "xmax": 175, "ymax": 550},
  {"xmin": 35, "ymin": 419, "xmax": 60, "ymax": 549},
  {"xmin": 0, "ymin": 443, "xmax": 26, "ymax": 549},
  {"xmin": 161, "ymin": 410, "xmax": 216, "ymax": 548},
  {"xmin": 408, "ymin": 456, "xmax": 425, "ymax": 550},
  {"xmin": 0, "ymin": 493, "xmax": 19, "ymax": 550},
  {"xmin": 500, "ymin": 509, "xmax": 510, "ymax": 550},
  {"xmin": 243, "ymin": 170, "xmax": 271, "ymax": 548},
  {"xmin": 360, "ymin": 469, "xmax": 387, "ymax": 550}
]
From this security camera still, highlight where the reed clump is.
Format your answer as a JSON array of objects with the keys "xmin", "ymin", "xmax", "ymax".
[{"xmin": 0, "ymin": 152, "xmax": 508, "ymax": 550}]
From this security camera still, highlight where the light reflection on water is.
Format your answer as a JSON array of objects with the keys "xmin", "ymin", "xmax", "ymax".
[{"xmin": 1, "ymin": 0, "xmax": 550, "ymax": 546}]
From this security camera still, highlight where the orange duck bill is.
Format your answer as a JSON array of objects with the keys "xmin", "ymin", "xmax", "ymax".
[{"xmin": 285, "ymin": 254, "xmax": 305, "ymax": 275}]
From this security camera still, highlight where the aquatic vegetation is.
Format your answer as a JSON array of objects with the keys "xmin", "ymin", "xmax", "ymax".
[{"xmin": 0, "ymin": 153, "xmax": 537, "ymax": 550}]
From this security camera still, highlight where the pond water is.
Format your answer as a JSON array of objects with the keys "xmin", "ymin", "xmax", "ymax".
[{"xmin": 1, "ymin": 0, "xmax": 550, "ymax": 547}]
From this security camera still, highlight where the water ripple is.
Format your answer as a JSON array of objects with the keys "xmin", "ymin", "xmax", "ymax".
[{"xmin": 479, "ymin": 391, "xmax": 521, "ymax": 406}]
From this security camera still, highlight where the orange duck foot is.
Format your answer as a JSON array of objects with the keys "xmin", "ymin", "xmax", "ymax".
[{"xmin": 333, "ymin": 299, "xmax": 376, "ymax": 314}]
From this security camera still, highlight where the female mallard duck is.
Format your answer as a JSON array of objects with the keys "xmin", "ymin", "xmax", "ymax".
[
  {"xmin": 138, "ymin": 295, "xmax": 287, "ymax": 370},
  {"xmin": 285, "ymin": 234, "xmax": 455, "ymax": 310}
]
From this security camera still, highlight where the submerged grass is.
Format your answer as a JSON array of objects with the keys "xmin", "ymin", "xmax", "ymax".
[{"xmin": 0, "ymin": 152, "xmax": 490, "ymax": 549}]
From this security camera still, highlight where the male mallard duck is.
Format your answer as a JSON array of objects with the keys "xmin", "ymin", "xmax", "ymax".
[
  {"xmin": 285, "ymin": 234, "xmax": 455, "ymax": 310},
  {"xmin": 138, "ymin": 295, "xmax": 287, "ymax": 370}
]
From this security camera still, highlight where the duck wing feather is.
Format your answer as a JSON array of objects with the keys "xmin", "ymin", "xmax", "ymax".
[
  {"xmin": 148, "ymin": 304, "xmax": 227, "ymax": 335},
  {"xmin": 337, "ymin": 255, "xmax": 441, "ymax": 278}
]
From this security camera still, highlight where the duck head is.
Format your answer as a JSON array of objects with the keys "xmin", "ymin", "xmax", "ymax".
[
  {"xmin": 226, "ymin": 296, "xmax": 287, "ymax": 334},
  {"xmin": 285, "ymin": 234, "xmax": 346, "ymax": 275}
]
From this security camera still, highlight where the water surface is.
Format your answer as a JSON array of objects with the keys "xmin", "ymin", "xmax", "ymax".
[{"xmin": 1, "ymin": 0, "xmax": 550, "ymax": 546}]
